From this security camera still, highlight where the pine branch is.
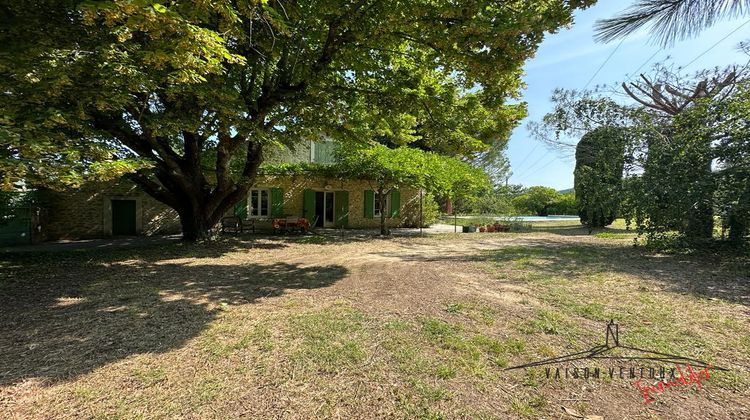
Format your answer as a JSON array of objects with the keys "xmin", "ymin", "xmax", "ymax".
[{"xmin": 595, "ymin": 0, "xmax": 750, "ymax": 46}]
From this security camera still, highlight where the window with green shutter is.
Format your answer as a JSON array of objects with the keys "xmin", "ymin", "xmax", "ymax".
[
  {"xmin": 390, "ymin": 190, "xmax": 401, "ymax": 217},
  {"xmin": 234, "ymin": 198, "xmax": 248, "ymax": 219},
  {"xmin": 364, "ymin": 190, "xmax": 374, "ymax": 219},
  {"xmin": 334, "ymin": 190, "xmax": 349, "ymax": 227},
  {"xmin": 248, "ymin": 189, "xmax": 269, "ymax": 217},
  {"xmin": 270, "ymin": 188, "xmax": 284, "ymax": 217},
  {"xmin": 312, "ymin": 141, "xmax": 338, "ymax": 164},
  {"xmin": 303, "ymin": 189, "xmax": 316, "ymax": 221}
]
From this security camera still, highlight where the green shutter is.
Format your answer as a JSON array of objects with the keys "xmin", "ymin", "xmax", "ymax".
[
  {"xmin": 334, "ymin": 190, "xmax": 349, "ymax": 228},
  {"xmin": 390, "ymin": 190, "xmax": 401, "ymax": 217},
  {"xmin": 313, "ymin": 142, "xmax": 338, "ymax": 164},
  {"xmin": 270, "ymin": 188, "xmax": 284, "ymax": 217},
  {"xmin": 234, "ymin": 197, "xmax": 248, "ymax": 219},
  {"xmin": 303, "ymin": 189, "xmax": 316, "ymax": 221},
  {"xmin": 364, "ymin": 190, "xmax": 374, "ymax": 219}
]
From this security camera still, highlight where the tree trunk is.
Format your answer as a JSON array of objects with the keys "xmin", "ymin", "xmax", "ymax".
[
  {"xmin": 728, "ymin": 187, "xmax": 750, "ymax": 245},
  {"xmin": 379, "ymin": 188, "xmax": 389, "ymax": 236},
  {"xmin": 727, "ymin": 212, "xmax": 747, "ymax": 245},
  {"xmin": 126, "ymin": 138, "xmax": 263, "ymax": 242},
  {"xmin": 686, "ymin": 200, "xmax": 714, "ymax": 240},
  {"xmin": 178, "ymin": 207, "xmax": 217, "ymax": 241},
  {"xmin": 686, "ymin": 151, "xmax": 715, "ymax": 240}
]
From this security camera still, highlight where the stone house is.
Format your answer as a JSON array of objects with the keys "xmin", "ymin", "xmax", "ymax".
[{"xmin": 37, "ymin": 140, "xmax": 423, "ymax": 240}]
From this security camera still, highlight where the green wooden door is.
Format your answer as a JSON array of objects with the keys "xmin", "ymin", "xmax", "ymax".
[
  {"xmin": 334, "ymin": 191, "xmax": 349, "ymax": 228},
  {"xmin": 112, "ymin": 200, "xmax": 136, "ymax": 235},
  {"xmin": 0, "ymin": 207, "xmax": 31, "ymax": 245}
]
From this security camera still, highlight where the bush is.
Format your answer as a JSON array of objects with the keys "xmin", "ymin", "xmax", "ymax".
[
  {"xmin": 512, "ymin": 186, "xmax": 560, "ymax": 216},
  {"xmin": 547, "ymin": 193, "xmax": 577, "ymax": 215},
  {"xmin": 401, "ymin": 193, "xmax": 441, "ymax": 227}
]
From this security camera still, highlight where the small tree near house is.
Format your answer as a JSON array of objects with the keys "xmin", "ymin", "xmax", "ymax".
[{"xmin": 337, "ymin": 145, "xmax": 488, "ymax": 235}]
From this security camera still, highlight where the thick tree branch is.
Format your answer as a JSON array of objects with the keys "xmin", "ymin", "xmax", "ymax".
[{"xmin": 127, "ymin": 172, "xmax": 178, "ymax": 208}]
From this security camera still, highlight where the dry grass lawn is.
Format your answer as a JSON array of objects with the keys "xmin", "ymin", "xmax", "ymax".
[{"xmin": 1, "ymin": 222, "xmax": 749, "ymax": 419}]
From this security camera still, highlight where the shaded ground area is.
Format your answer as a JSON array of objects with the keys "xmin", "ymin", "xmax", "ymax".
[{"xmin": 1, "ymin": 222, "xmax": 748, "ymax": 418}]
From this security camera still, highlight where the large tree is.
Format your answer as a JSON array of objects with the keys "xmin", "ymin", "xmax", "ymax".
[
  {"xmin": 574, "ymin": 126, "xmax": 626, "ymax": 228},
  {"xmin": 1, "ymin": 0, "xmax": 593, "ymax": 240},
  {"xmin": 533, "ymin": 64, "xmax": 749, "ymax": 245},
  {"xmin": 622, "ymin": 67, "xmax": 741, "ymax": 239}
]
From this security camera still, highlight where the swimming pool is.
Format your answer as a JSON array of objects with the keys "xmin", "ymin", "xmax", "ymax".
[{"xmin": 490, "ymin": 215, "xmax": 579, "ymax": 222}]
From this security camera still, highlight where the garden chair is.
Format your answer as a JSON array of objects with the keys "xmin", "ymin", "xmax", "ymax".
[
  {"xmin": 284, "ymin": 216, "xmax": 300, "ymax": 234},
  {"xmin": 220, "ymin": 216, "xmax": 243, "ymax": 234},
  {"xmin": 306, "ymin": 215, "xmax": 319, "ymax": 234}
]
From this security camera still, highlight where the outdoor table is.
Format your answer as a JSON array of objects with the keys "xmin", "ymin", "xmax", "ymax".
[{"xmin": 272, "ymin": 217, "xmax": 310, "ymax": 234}]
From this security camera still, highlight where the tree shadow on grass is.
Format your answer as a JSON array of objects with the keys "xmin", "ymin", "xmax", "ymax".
[
  {"xmin": 0, "ymin": 251, "xmax": 347, "ymax": 386},
  {"xmin": 0, "ymin": 236, "xmax": 291, "ymax": 266},
  {"xmin": 527, "ymin": 223, "xmax": 634, "ymax": 237}
]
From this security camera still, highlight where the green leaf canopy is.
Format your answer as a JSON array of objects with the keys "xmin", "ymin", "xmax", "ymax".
[{"xmin": 0, "ymin": 0, "xmax": 594, "ymax": 239}]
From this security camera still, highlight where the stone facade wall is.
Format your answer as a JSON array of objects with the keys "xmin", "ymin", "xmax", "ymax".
[
  {"xmin": 39, "ymin": 175, "xmax": 422, "ymax": 240},
  {"xmin": 38, "ymin": 180, "xmax": 181, "ymax": 240},
  {"xmin": 235, "ymin": 175, "xmax": 422, "ymax": 231}
]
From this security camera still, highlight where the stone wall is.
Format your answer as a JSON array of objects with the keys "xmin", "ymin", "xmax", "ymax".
[
  {"xmin": 38, "ymin": 180, "xmax": 181, "ymax": 240},
  {"xmin": 39, "ymin": 175, "xmax": 422, "ymax": 240},
  {"xmin": 233, "ymin": 175, "xmax": 421, "ymax": 230}
]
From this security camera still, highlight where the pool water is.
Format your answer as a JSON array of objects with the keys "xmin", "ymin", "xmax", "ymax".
[{"xmin": 494, "ymin": 215, "xmax": 579, "ymax": 222}]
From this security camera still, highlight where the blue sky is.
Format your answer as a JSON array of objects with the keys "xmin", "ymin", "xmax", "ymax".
[{"xmin": 507, "ymin": 0, "xmax": 750, "ymax": 190}]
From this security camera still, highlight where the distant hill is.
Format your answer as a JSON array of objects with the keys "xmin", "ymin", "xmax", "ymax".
[{"xmin": 558, "ymin": 188, "xmax": 574, "ymax": 195}]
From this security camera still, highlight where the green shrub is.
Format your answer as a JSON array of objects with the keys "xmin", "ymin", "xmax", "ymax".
[{"xmin": 401, "ymin": 193, "xmax": 441, "ymax": 228}]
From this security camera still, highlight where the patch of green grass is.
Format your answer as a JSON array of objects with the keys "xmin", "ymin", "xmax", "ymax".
[
  {"xmin": 195, "ymin": 376, "xmax": 224, "ymax": 403},
  {"xmin": 132, "ymin": 367, "xmax": 167, "ymax": 387},
  {"xmin": 713, "ymin": 369, "xmax": 750, "ymax": 390},
  {"xmin": 444, "ymin": 301, "xmax": 497, "ymax": 325},
  {"xmin": 289, "ymin": 306, "xmax": 368, "ymax": 372},
  {"xmin": 522, "ymin": 367, "xmax": 542, "ymax": 388},
  {"xmin": 72, "ymin": 384, "xmax": 97, "ymax": 400},
  {"xmin": 519, "ymin": 309, "xmax": 568, "ymax": 335},
  {"xmin": 593, "ymin": 231, "xmax": 634, "ymax": 239},
  {"xmin": 510, "ymin": 395, "xmax": 546, "ymax": 418},
  {"xmin": 434, "ymin": 363, "xmax": 457, "ymax": 379},
  {"xmin": 539, "ymin": 288, "xmax": 611, "ymax": 321},
  {"xmin": 501, "ymin": 338, "xmax": 526, "ymax": 355},
  {"xmin": 739, "ymin": 335, "xmax": 750, "ymax": 358},
  {"xmin": 384, "ymin": 319, "xmax": 410, "ymax": 331},
  {"xmin": 410, "ymin": 379, "xmax": 452, "ymax": 402},
  {"xmin": 198, "ymin": 321, "xmax": 274, "ymax": 358},
  {"xmin": 445, "ymin": 302, "xmax": 465, "ymax": 314},
  {"xmin": 514, "ymin": 257, "xmax": 534, "ymax": 269},
  {"xmin": 417, "ymin": 317, "xmax": 529, "ymax": 378},
  {"xmin": 422, "ymin": 318, "xmax": 460, "ymax": 340}
]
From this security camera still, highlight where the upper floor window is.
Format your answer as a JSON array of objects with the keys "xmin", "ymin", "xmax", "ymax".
[
  {"xmin": 249, "ymin": 189, "xmax": 269, "ymax": 217},
  {"xmin": 311, "ymin": 140, "xmax": 338, "ymax": 164}
]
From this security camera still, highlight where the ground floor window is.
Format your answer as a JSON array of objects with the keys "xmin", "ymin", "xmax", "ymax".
[
  {"xmin": 249, "ymin": 189, "xmax": 269, "ymax": 217},
  {"xmin": 374, "ymin": 192, "xmax": 390, "ymax": 218}
]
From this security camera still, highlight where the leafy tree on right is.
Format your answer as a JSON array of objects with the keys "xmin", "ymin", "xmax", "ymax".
[{"xmin": 574, "ymin": 126, "xmax": 626, "ymax": 228}]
